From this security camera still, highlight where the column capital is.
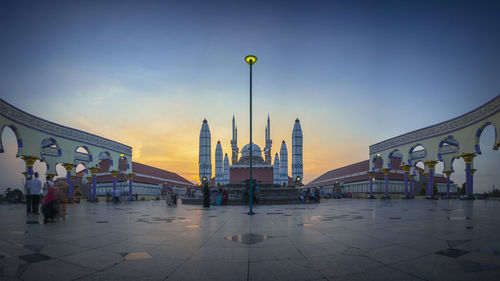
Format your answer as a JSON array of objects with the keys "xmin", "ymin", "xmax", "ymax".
[
  {"xmin": 471, "ymin": 168, "xmax": 477, "ymax": 176},
  {"xmin": 400, "ymin": 164, "xmax": 411, "ymax": 173},
  {"xmin": 424, "ymin": 160, "xmax": 438, "ymax": 170},
  {"xmin": 460, "ymin": 153, "xmax": 476, "ymax": 164},
  {"xmin": 22, "ymin": 172, "xmax": 28, "ymax": 178},
  {"xmin": 62, "ymin": 163, "xmax": 76, "ymax": 172},
  {"xmin": 443, "ymin": 170, "xmax": 452, "ymax": 178},
  {"xmin": 424, "ymin": 172, "xmax": 429, "ymax": 177},
  {"xmin": 408, "ymin": 175, "xmax": 415, "ymax": 181},
  {"xmin": 89, "ymin": 167, "xmax": 100, "ymax": 175},
  {"xmin": 70, "ymin": 175, "xmax": 77, "ymax": 181},
  {"xmin": 110, "ymin": 170, "xmax": 120, "ymax": 178},
  {"xmin": 86, "ymin": 176, "xmax": 93, "ymax": 183},
  {"xmin": 21, "ymin": 156, "xmax": 39, "ymax": 167},
  {"xmin": 127, "ymin": 173, "xmax": 135, "ymax": 180},
  {"xmin": 382, "ymin": 168, "xmax": 390, "ymax": 175}
]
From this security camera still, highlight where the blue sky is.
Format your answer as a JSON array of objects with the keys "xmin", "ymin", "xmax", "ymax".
[{"xmin": 0, "ymin": 0, "xmax": 499, "ymax": 191}]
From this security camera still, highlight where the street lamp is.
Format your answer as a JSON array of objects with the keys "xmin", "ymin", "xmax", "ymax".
[{"xmin": 245, "ymin": 55, "xmax": 257, "ymax": 216}]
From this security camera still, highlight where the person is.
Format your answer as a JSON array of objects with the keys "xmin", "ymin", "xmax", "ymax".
[
  {"xmin": 25, "ymin": 175, "xmax": 32, "ymax": 213},
  {"xmin": 215, "ymin": 188, "xmax": 222, "ymax": 205},
  {"xmin": 166, "ymin": 188, "xmax": 172, "ymax": 206},
  {"xmin": 222, "ymin": 189, "xmax": 228, "ymax": 205},
  {"xmin": 55, "ymin": 180, "xmax": 68, "ymax": 220},
  {"xmin": 41, "ymin": 179, "xmax": 58, "ymax": 223},
  {"xmin": 172, "ymin": 193, "xmax": 177, "ymax": 206},
  {"xmin": 30, "ymin": 173, "xmax": 43, "ymax": 214},
  {"xmin": 112, "ymin": 188, "xmax": 120, "ymax": 203}
]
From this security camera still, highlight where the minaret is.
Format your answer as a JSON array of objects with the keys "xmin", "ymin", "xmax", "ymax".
[
  {"xmin": 215, "ymin": 141, "xmax": 223, "ymax": 186},
  {"xmin": 223, "ymin": 153, "xmax": 230, "ymax": 185},
  {"xmin": 264, "ymin": 115, "xmax": 272, "ymax": 164},
  {"xmin": 199, "ymin": 119, "xmax": 212, "ymax": 183},
  {"xmin": 279, "ymin": 140, "xmax": 288, "ymax": 186},
  {"xmin": 231, "ymin": 115, "xmax": 239, "ymax": 165},
  {"xmin": 273, "ymin": 153, "xmax": 280, "ymax": 185},
  {"xmin": 292, "ymin": 118, "xmax": 303, "ymax": 181}
]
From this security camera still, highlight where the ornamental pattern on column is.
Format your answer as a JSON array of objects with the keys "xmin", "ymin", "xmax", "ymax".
[
  {"xmin": 86, "ymin": 176, "xmax": 93, "ymax": 200},
  {"xmin": 127, "ymin": 173, "xmax": 135, "ymax": 200},
  {"xmin": 21, "ymin": 156, "xmax": 39, "ymax": 177},
  {"xmin": 367, "ymin": 171, "xmax": 374, "ymax": 198},
  {"xmin": 424, "ymin": 172, "xmax": 430, "ymax": 196},
  {"xmin": 461, "ymin": 153, "xmax": 476, "ymax": 197},
  {"xmin": 89, "ymin": 167, "xmax": 100, "ymax": 201},
  {"xmin": 401, "ymin": 165, "xmax": 411, "ymax": 199},
  {"xmin": 408, "ymin": 174, "xmax": 415, "ymax": 198},
  {"xmin": 382, "ymin": 168, "xmax": 390, "ymax": 198},
  {"xmin": 424, "ymin": 160, "xmax": 438, "ymax": 198},
  {"xmin": 110, "ymin": 170, "xmax": 120, "ymax": 194}
]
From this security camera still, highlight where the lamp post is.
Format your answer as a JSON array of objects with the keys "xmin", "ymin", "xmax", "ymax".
[{"xmin": 245, "ymin": 55, "xmax": 257, "ymax": 216}]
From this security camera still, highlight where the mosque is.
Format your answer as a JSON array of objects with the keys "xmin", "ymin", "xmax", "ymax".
[{"xmin": 198, "ymin": 116, "xmax": 303, "ymax": 187}]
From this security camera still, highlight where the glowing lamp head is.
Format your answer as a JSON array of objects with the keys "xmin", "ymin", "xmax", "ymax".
[
  {"xmin": 120, "ymin": 154, "xmax": 124, "ymax": 159},
  {"xmin": 245, "ymin": 55, "xmax": 258, "ymax": 65},
  {"xmin": 202, "ymin": 176, "xmax": 207, "ymax": 183},
  {"xmin": 296, "ymin": 176, "xmax": 301, "ymax": 182}
]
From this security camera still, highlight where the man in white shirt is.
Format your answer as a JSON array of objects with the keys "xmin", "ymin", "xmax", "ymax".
[{"xmin": 30, "ymin": 172, "xmax": 43, "ymax": 214}]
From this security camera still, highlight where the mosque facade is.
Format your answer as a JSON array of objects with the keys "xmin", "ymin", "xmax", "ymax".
[{"xmin": 199, "ymin": 116, "xmax": 303, "ymax": 186}]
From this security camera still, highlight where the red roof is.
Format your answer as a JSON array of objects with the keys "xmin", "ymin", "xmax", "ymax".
[
  {"xmin": 94, "ymin": 160, "xmax": 194, "ymax": 187},
  {"xmin": 308, "ymin": 159, "xmax": 449, "ymax": 187},
  {"xmin": 230, "ymin": 167, "xmax": 274, "ymax": 184}
]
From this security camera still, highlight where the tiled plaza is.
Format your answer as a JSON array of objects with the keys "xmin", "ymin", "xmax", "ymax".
[{"xmin": 0, "ymin": 199, "xmax": 499, "ymax": 281}]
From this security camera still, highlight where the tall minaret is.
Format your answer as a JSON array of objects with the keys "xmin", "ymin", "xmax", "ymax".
[
  {"xmin": 231, "ymin": 115, "xmax": 239, "ymax": 165},
  {"xmin": 264, "ymin": 115, "xmax": 272, "ymax": 164},
  {"xmin": 292, "ymin": 118, "xmax": 303, "ymax": 181},
  {"xmin": 199, "ymin": 119, "xmax": 212, "ymax": 183},
  {"xmin": 273, "ymin": 153, "xmax": 280, "ymax": 185},
  {"xmin": 223, "ymin": 153, "xmax": 230, "ymax": 185},
  {"xmin": 279, "ymin": 140, "xmax": 288, "ymax": 186},
  {"xmin": 215, "ymin": 141, "xmax": 223, "ymax": 186}
]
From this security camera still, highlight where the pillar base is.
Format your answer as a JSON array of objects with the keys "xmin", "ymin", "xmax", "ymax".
[
  {"xmin": 368, "ymin": 195, "xmax": 376, "ymax": 199},
  {"xmin": 381, "ymin": 195, "xmax": 391, "ymax": 199}
]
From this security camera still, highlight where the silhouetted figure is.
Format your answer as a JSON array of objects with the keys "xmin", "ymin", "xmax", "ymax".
[{"xmin": 202, "ymin": 183, "xmax": 210, "ymax": 208}]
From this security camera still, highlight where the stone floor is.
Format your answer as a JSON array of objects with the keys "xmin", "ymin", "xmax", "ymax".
[{"xmin": 1, "ymin": 199, "xmax": 500, "ymax": 281}]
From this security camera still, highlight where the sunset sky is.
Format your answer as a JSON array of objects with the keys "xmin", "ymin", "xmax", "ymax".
[{"xmin": 1, "ymin": 0, "xmax": 499, "ymax": 192}]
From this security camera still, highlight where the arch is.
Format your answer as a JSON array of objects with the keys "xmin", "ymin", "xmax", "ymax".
[
  {"xmin": 387, "ymin": 149, "xmax": 402, "ymax": 170},
  {"xmin": 0, "ymin": 125, "xmax": 23, "ymax": 154},
  {"xmin": 475, "ymin": 122, "xmax": 497, "ymax": 154},
  {"xmin": 408, "ymin": 144, "xmax": 427, "ymax": 166},
  {"xmin": 438, "ymin": 135, "xmax": 459, "ymax": 161},
  {"xmin": 74, "ymin": 145, "xmax": 93, "ymax": 163},
  {"xmin": 41, "ymin": 137, "xmax": 62, "ymax": 157},
  {"xmin": 98, "ymin": 151, "xmax": 113, "ymax": 171},
  {"xmin": 371, "ymin": 155, "xmax": 383, "ymax": 172}
]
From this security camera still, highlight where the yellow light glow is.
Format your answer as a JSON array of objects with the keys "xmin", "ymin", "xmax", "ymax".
[
  {"xmin": 245, "ymin": 55, "xmax": 258, "ymax": 65},
  {"xmin": 120, "ymin": 154, "xmax": 124, "ymax": 159}
]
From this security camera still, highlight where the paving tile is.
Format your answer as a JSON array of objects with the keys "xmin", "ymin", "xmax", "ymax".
[
  {"xmin": 20, "ymin": 259, "xmax": 92, "ymax": 281},
  {"xmin": 60, "ymin": 249, "xmax": 123, "ymax": 270}
]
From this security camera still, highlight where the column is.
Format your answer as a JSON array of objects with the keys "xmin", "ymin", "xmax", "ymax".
[
  {"xmin": 401, "ymin": 165, "xmax": 411, "ymax": 199},
  {"xmin": 409, "ymin": 174, "xmax": 414, "ymax": 199},
  {"xmin": 127, "ymin": 173, "xmax": 135, "ymax": 201},
  {"xmin": 424, "ymin": 172, "xmax": 430, "ymax": 198},
  {"xmin": 110, "ymin": 170, "xmax": 120, "ymax": 194},
  {"xmin": 367, "ymin": 171, "xmax": 374, "ymax": 198},
  {"xmin": 62, "ymin": 163, "xmax": 76, "ymax": 201},
  {"xmin": 444, "ymin": 170, "xmax": 452, "ymax": 198},
  {"xmin": 21, "ymin": 156, "xmax": 39, "ymax": 177},
  {"xmin": 461, "ymin": 153, "xmax": 476, "ymax": 198},
  {"xmin": 424, "ymin": 161, "xmax": 437, "ymax": 199},
  {"xmin": 382, "ymin": 168, "xmax": 390, "ymax": 198},
  {"xmin": 89, "ymin": 167, "xmax": 100, "ymax": 201},
  {"xmin": 86, "ymin": 176, "xmax": 93, "ymax": 200},
  {"xmin": 471, "ymin": 169, "xmax": 476, "ymax": 196}
]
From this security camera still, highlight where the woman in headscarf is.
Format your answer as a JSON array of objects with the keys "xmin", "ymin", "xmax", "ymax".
[{"xmin": 41, "ymin": 176, "xmax": 58, "ymax": 224}]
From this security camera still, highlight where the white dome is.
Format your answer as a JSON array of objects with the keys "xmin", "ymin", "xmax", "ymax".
[{"xmin": 241, "ymin": 143, "xmax": 262, "ymax": 158}]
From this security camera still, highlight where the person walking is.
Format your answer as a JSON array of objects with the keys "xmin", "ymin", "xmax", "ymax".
[{"xmin": 30, "ymin": 173, "xmax": 43, "ymax": 214}]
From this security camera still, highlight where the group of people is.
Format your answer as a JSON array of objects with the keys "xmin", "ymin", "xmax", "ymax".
[
  {"xmin": 165, "ymin": 187, "xmax": 178, "ymax": 207},
  {"xmin": 25, "ymin": 172, "xmax": 68, "ymax": 223},
  {"xmin": 300, "ymin": 187, "xmax": 320, "ymax": 203},
  {"xmin": 210, "ymin": 188, "xmax": 229, "ymax": 205}
]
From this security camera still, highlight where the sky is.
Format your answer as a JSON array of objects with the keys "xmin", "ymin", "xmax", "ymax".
[{"xmin": 0, "ymin": 0, "xmax": 499, "ymax": 192}]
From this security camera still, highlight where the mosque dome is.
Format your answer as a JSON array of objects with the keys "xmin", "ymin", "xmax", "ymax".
[{"xmin": 240, "ymin": 143, "xmax": 263, "ymax": 159}]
